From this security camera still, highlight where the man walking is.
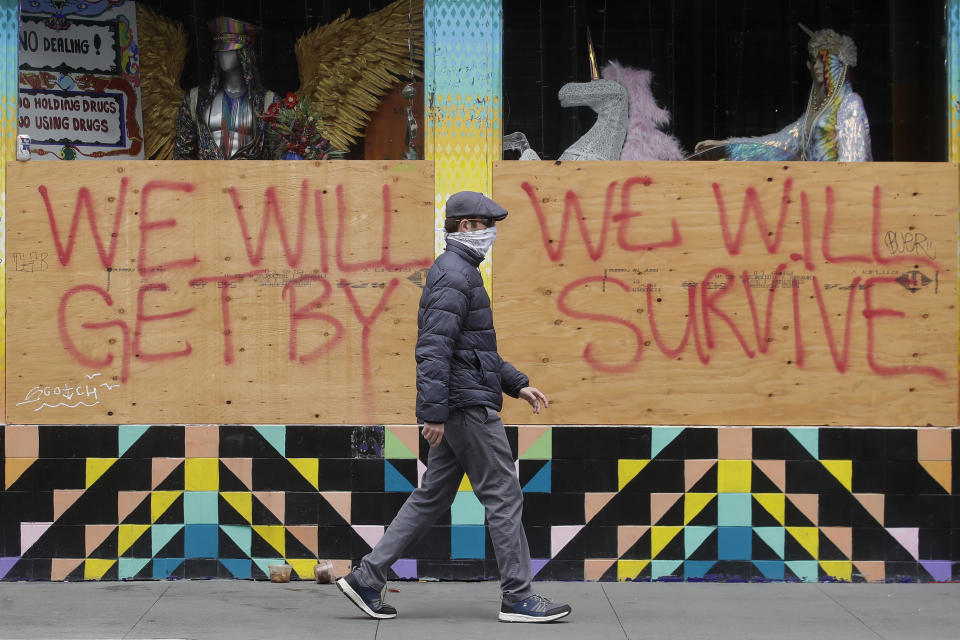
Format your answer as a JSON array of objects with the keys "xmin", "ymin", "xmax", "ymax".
[{"xmin": 337, "ymin": 191, "xmax": 572, "ymax": 623}]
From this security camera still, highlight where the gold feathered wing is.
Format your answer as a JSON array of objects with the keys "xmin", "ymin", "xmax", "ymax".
[
  {"xmin": 295, "ymin": 0, "xmax": 424, "ymax": 152},
  {"xmin": 137, "ymin": 3, "xmax": 188, "ymax": 160}
]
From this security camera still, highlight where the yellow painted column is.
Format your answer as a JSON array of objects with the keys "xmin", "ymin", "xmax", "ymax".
[
  {"xmin": 423, "ymin": 0, "xmax": 503, "ymax": 565},
  {"xmin": 424, "ymin": 0, "xmax": 502, "ymax": 290},
  {"xmin": 951, "ymin": 1, "xmax": 960, "ymax": 391},
  {"xmin": 0, "ymin": 0, "xmax": 19, "ymax": 419}
]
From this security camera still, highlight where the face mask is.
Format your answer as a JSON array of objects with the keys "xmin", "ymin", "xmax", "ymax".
[{"xmin": 446, "ymin": 226, "xmax": 498, "ymax": 259}]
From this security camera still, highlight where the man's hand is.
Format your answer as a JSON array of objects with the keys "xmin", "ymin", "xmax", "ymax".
[
  {"xmin": 421, "ymin": 422, "xmax": 445, "ymax": 447},
  {"xmin": 518, "ymin": 387, "xmax": 549, "ymax": 414}
]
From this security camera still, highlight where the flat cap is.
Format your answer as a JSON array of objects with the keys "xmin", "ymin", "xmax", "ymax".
[
  {"xmin": 208, "ymin": 16, "xmax": 258, "ymax": 51},
  {"xmin": 444, "ymin": 191, "xmax": 508, "ymax": 221}
]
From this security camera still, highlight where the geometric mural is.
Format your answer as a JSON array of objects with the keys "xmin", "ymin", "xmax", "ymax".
[
  {"xmin": 2, "ymin": 0, "xmax": 957, "ymax": 586},
  {"xmin": 545, "ymin": 427, "xmax": 957, "ymax": 584},
  {"xmin": 2, "ymin": 425, "xmax": 957, "ymax": 582}
]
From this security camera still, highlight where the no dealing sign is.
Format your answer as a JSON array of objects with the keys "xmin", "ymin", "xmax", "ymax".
[{"xmin": 18, "ymin": 15, "xmax": 119, "ymax": 74}]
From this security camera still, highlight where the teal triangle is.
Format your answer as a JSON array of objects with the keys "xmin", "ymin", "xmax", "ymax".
[
  {"xmin": 119, "ymin": 425, "xmax": 151, "ymax": 457},
  {"xmin": 254, "ymin": 425, "xmax": 286, "ymax": 457},
  {"xmin": 786, "ymin": 560, "xmax": 819, "ymax": 582},
  {"xmin": 754, "ymin": 526, "xmax": 785, "ymax": 558},
  {"xmin": 252, "ymin": 557, "xmax": 285, "ymax": 578},
  {"xmin": 684, "ymin": 526, "xmax": 716, "ymax": 559},
  {"xmin": 118, "ymin": 557, "xmax": 151, "ymax": 579},
  {"xmin": 220, "ymin": 525, "xmax": 252, "ymax": 556},
  {"xmin": 384, "ymin": 461, "xmax": 416, "ymax": 492},
  {"xmin": 652, "ymin": 427, "xmax": 684, "ymax": 458},
  {"xmin": 787, "ymin": 428, "xmax": 819, "ymax": 460},
  {"xmin": 522, "ymin": 461, "xmax": 551, "ymax": 493},
  {"xmin": 151, "ymin": 524, "xmax": 183, "ymax": 556},
  {"xmin": 651, "ymin": 559, "xmax": 683, "ymax": 580}
]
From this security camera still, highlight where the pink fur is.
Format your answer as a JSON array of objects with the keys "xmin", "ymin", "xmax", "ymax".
[{"xmin": 602, "ymin": 60, "xmax": 685, "ymax": 160}]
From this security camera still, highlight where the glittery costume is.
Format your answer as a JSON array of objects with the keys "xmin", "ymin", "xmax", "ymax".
[
  {"xmin": 173, "ymin": 18, "xmax": 277, "ymax": 160},
  {"xmin": 720, "ymin": 28, "xmax": 872, "ymax": 162}
]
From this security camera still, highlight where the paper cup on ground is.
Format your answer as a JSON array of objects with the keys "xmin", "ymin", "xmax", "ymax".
[
  {"xmin": 269, "ymin": 564, "xmax": 292, "ymax": 583},
  {"xmin": 314, "ymin": 559, "xmax": 335, "ymax": 583}
]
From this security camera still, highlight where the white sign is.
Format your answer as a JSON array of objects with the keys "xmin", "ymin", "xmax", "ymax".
[
  {"xmin": 19, "ymin": 16, "xmax": 120, "ymax": 74},
  {"xmin": 17, "ymin": 2, "xmax": 143, "ymax": 160},
  {"xmin": 17, "ymin": 90, "xmax": 125, "ymax": 146}
]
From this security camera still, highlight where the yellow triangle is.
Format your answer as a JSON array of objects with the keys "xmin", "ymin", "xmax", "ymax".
[
  {"xmin": 118, "ymin": 524, "xmax": 150, "ymax": 556},
  {"xmin": 151, "ymin": 491, "xmax": 183, "ymax": 524},
  {"xmin": 919, "ymin": 461, "xmax": 952, "ymax": 494},
  {"xmin": 617, "ymin": 559, "xmax": 650, "ymax": 581},
  {"xmin": 458, "ymin": 474, "xmax": 472, "ymax": 492},
  {"xmin": 618, "ymin": 459, "xmax": 650, "ymax": 491},
  {"xmin": 819, "ymin": 560, "xmax": 852, "ymax": 582},
  {"xmin": 221, "ymin": 492, "xmax": 253, "ymax": 522},
  {"xmin": 5, "ymin": 458, "xmax": 36, "ymax": 489},
  {"xmin": 754, "ymin": 493, "xmax": 786, "ymax": 525},
  {"xmin": 84, "ymin": 558, "xmax": 117, "ymax": 580},
  {"xmin": 86, "ymin": 458, "xmax": 117, "ymax": 488},
  {"xmin": 253, "ymin": 525, "xmax": 286, "ymax": 556},
  {"xmin": 821, "ymin": 460, "xmax": 852, "ymax": 491},
  {"xmin": 287, "ymin": 558, "xmax": 318, "ymax": 579},
  {"xmin": 651, "ymin": 526, "xmax": 683, "ymax": 558},
  {"xmin": 787, "ymin": 526, "xmax": 819, "ymax": 559},
  {"xmin": 684, "ymin": 493, "xmax": 715, "ymax": 525},
  {"xmin": 288, "ymin": 458, "xmax": 319, "ymax": 490}
]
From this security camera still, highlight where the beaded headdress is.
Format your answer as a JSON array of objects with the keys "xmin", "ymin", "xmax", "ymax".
[
  {"xmin": 208, "ymin": 16, "xmax": 257, "ymax": 52},
  {"xmin": 799, "ymin": 24, "xmax": 857, "ymax": 67}
]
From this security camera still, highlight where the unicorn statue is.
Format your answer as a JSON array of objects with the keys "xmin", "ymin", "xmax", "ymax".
[
  {"xmin": 555, "ymin": 76, "xmax": 628, "ymax": 160},
  {"xmin": 504, "ymin": 59, "xmax": 684, "ymax": 162}
]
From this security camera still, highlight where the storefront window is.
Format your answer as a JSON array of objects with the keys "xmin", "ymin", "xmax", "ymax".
[{"xmin": 502, "ymin": 0, "xmax": 947, "ymax": 161}]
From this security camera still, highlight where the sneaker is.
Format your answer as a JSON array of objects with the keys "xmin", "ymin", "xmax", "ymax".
[
  {"xmin": 499, "ymin": 594, "xmax": 571, "ymax": 622},
  {"xmin": 336, "ymin": 571, "xmax": 397, "ymax": 619}
]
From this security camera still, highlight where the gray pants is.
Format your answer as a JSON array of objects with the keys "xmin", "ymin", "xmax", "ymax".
[{"xmin": 356, "ymin": 405, "xmax": 533, "ymax": 601}]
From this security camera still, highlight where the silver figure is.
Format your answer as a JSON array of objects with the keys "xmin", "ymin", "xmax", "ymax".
[
  {"xmin": 557, "ymin": 79, "xmax": 628, "ymax": 161},
  {"xmin": 204, "ymin": 51, "xmax": 256, "ymax": 157},
  {"xmin": 695, "ymin": 27, "xmax": 872, "ymax": 162}
]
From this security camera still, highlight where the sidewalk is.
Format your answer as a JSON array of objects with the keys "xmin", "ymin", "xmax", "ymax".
[{"xmin": 1, "ymin": 580, "xmax": 958, "ymax": 640}]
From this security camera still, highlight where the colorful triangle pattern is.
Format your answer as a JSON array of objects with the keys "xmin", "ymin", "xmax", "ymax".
[
  {"xmin": 544, "ymin": 426, "xmax": 952, "ymax": 584},
  {"xmin": 1, "ymin": 424, "xmax": 954, "ymax": 584}
]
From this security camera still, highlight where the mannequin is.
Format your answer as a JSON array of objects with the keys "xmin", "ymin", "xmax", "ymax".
[
  {"xmin": 174, "ymin": 17, "xmax": 277, "ymax": 159},
  {"xmin": 695, "ymin": 26, "xmax": 872, "ymax": 162}
]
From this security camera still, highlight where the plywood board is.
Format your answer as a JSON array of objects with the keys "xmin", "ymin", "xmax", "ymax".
[
  {"xmin": 6, "ymin": 160, "xmax": 434, "ymax": 424},
  {"xmin": 493, "ymin": 161, "xmax": 958, "ymax": 426}
]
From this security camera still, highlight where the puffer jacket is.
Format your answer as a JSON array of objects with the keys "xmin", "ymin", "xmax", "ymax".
[{"xmin": 415, "ymin": 239, "xmax": 529, "ymax": 423}]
